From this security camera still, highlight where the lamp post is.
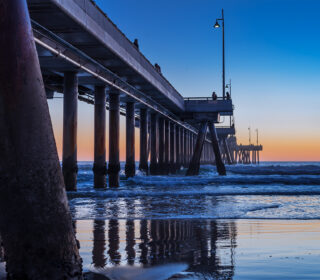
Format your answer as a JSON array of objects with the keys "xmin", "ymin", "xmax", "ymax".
[
  {"xmin": 214, "ymin": 9, "xmax": 225, "ymax": 99},
  {"xmin": 256, "ymin": 129, "xmax": 259, "ymax": 145},
  {"xmin": 226, "ymin": 79, "xmax": 231, "ymax": 98},
  {"xmin": 248, "ymin": 126, "xmax": 251, "ymax": 145}
]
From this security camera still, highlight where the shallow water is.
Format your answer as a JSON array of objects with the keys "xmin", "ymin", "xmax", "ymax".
[
  {"xmin": 69, "ymin": 162, "xmax": 320, "ymax": 220},
  {"xmin": 67, "ymin": 162, "xmax": 320, "ymax": 279}
]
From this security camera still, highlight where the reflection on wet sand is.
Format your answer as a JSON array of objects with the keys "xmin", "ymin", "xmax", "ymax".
[{"xmin": 83, "ymin": 218, "xmax": 237, "ymax": 279}]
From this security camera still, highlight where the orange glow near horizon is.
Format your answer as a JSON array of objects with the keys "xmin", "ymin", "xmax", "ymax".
[{"xmin": 49, "ymin": 99, "xmax": 320, "ymax": 163}]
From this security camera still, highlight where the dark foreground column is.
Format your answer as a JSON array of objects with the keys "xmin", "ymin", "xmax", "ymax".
[
  {"xmin": 150, "ymin": 113, "xmax": 159, "ymax": 175},
  {"xmin": 63, "ymin": 71, "xmax": 78, "ymax": 191},
  {"xmin": 208, "ymin": 122, "xmax": 226, "ymax": 175},
  {"xmin": 139, "ymin": 108, "xmax": 149, "ymax": 173},
  {"xmin": 93, "ymin": 86, "xmax": 107, "ymax": 188},
  {"xmin": 125, "ymin": 102, "xmax": 135, "ymax": 177},
  {"xmin": 164, "ymin": 119, "xmax": 170, "ymax": 175},
  {"xmin": 170, "ymin": 122, "xmax": 176, "ymax": 173},
  {"xmin": 0, "ymin": 0, "xmax": 82, "ymax": 277},
  {"xmin": 108, "ymin": 90, "xmax": 120, "ymax": 187},
  {"xmin": 186, "ymin": 122, "xmax": 208, "ymax": 176}
]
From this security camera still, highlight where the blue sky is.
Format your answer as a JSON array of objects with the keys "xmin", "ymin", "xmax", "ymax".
[
  {"xmin": 93, "ymin": 0, "xmax": 320, "ymax": 160},
  {"xmin": 49, "ymin": 0, "xmax": 320, "ymax": 160}
]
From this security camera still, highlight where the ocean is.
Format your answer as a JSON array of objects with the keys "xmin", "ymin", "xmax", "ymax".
[{"xmin": 68, "ymin": 162, "xmax": 320, "ymax": 279}]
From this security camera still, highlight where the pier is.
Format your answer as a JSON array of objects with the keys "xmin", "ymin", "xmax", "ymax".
[
  {"xmin": 0, "ymin": 0, "xmax": 266, "ymax": 277},
  {"xmin": 23, "ymin": 0, "xmax": 263, "ymax": 189}
]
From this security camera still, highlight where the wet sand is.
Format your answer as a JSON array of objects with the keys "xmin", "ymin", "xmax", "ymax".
[{"xmin": 76, "ymin": 219, "xmax": 320, "ymax": 279}]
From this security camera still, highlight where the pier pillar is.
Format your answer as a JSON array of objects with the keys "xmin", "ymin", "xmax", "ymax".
[
  {"xmin": 176, "ymin": 126, "xmax": 181, "ymax": 171},
  {"xmin": 0, "ymin": 0, "xmax": 82, "ymax": 276},
  {"xmin": 108, "ymin": 90, "xmax": 120, "ymax": 187},
  {"xmin": 186, "ymin": 122, "xmax": 208, "ymax": 176},
  {"xmin": 164, "ymin": 119, "xmax": 170, "ymax": 175},
  {"xmin": 150, "ymin": 113, "xmax": 159, "ymax": 175},
  {"xmin": 223, "ymin": 138, "xmax": 232, "ymax": 165},
  {"xmin": 93, "ymin": 86, "xmax": 107, "ymax": 188},
  {"xmin": 208, "ymin": 122, "xmax": 226, "ymax": 175},
  {"xmin": 158, "ymin": 117, "xmax": 165, "ymax": 174},
  {"xmin": 170, "ymin": 122, "xmax": 176, "ymax": 173},
  {"xmin": 139, "ymin": 108, "xmax": 149, "ymax": 173},
  {"xmin": 183, "ymin": 129, "xmax": 187, "ymax": 167},
  {"xmin": 62, "ymin": 71, "xmax": 78, "ymax": 191},
  {"xmin": 125, "ymin": 102, "xmax": 135, "ymax": 178},
  {"xmin": 257, "ymin": 151, "xmax": 260, "ymax": 164}
]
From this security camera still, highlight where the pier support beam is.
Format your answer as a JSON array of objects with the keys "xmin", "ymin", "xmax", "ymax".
[
  {"xmin": 93, "ymin": 86, "xmax": 107, "ymax": 188},
  {"xmin": 0, "ymin": 0, "xmax": 82, "ymax": 276},
  {"xmin": 158, "ymin": 117, "xmax": 165, "ymax": 174},
  {"xmin": 170, "ymin": 123, "xmax": 176, "ymax": 173},
  {"xmin": 62, "ymin": 71, "xmax": 78, "ymax": 191},
  {"xmin": 150, "ymin": 113, "xmax": 159, "ymax": 175},
  {"xmin": 139, "ymin": 108, "xmax": 149, "ymax": 174},
  {"xmin": 108, "ymin": 90, "xmax": 120, "ymax": 187},
  {"xmin": 223, "ymin": 138, "xmax": 232, "ymax": 165},
  {"xmin": 125, "ymin": 102, "xmax": 135, "ymax": 178},
  {"xmin": 186, "ymin": 122, "xmax": 208, "ymax": 176},
  {"xmin": 208, "ymin": 122, "xmax": 226, "ymax": 175},
  {"xmin": 164, "ymin": 119, "xmax": 170, "ymax": 175},
  {"xmin": 176, "ymin": 126, "xmax": 181, "ymax": 171}
]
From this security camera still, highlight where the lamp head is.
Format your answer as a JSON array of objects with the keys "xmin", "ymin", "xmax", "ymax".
[
  {"xmin": 225, "ymin": 84, "xmax": 229, "ymax": 88},
  {"xmin": 214, "ymin": 20, "xmax": 220, "ymax": 28}
]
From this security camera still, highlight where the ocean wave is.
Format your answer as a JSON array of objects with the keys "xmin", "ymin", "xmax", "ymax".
[{"xmin": 68, "ymin": 189, "xmax": 320, "ymax": 199}]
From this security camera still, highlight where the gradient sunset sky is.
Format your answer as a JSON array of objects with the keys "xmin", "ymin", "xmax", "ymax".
[{"xmin": 48, "ymin": 0, "xmax": 320, "ymax": 161}]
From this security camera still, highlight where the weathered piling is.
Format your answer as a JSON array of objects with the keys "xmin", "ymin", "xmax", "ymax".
[
  {"xmin": 93, "ymin": 85, "xmax": 107, "ymax": 188},
  {"xmin": 208, "ymin": 122, "xmax": 226, "ymax": 175},
  {"xmin": 164, "ymin": 119, "xmax": 170, "ymax": 174},
  {"xmin": 158, "ymin": 117, "xmax": 165, "ymax": 174},
  {"xmin": 125, "ymin": 102, "xmax": 135, "ymax": 177},
  {"xmin": 63, "ymin": 71, "xmax": 78, "ymax": 191},
  {"xmin": 139, "ymin": 108, "xmax": 149, "ymax": 173},
  {"xmin": 223, "ymin": 138, "xmax": 232, "ymax": 165},
  {"xmin": 170, "ymin": 122, "xmax": 176, "ymax": 173},
  {"xmin": 176, "ymin": 126, "xmax": 181, "ymax": 171},
  {"xmin": 108, "ymin": 90, "xmax": 120, "ymax": 187},
  {"xmin": 0, "ymin": 0, "xmax": 82, "ymax": 277},
  {"xmin": 186, "ymin": 121, "xmax": 208, "ymax": 175},
  {"xmin": 150, "ymin": 113, "xmax": 159, "ymax": 175}
]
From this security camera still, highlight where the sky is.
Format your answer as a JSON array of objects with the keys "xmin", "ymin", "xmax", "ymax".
[{"xmin": 48, "ymin": 0, "xmax": 320, "ymax": 161}]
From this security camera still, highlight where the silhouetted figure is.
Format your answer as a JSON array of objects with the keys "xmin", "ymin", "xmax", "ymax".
[
  {"xmin": 155, "ymin": 63, "xmax": 161, "ymax": 74},
  {"xmin": 133, "ymin": 38, "xmax": 139, "ymax": 49},
  {"xmin": 226, "ymin": 91, "xmax": 231, "ymax": 100},
  {"xmin": 212, "ymin": 91, "xmax": 217, "ymax": 100}
]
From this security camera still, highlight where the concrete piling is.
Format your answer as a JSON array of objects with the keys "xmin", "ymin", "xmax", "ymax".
[
  {"xmin": 62, "ymin": 71, "xmax": 78, "ymax": 191},
  {"xmin": 208, "ymin": 122, "xmax": 226, "ymax": 175},
  {"xmin": 150, "ymin": 113, "xmax": 159, "ymax": 175},
  {"xmin": 125, "ymin": 102, "xmax": 135, "ymax": 178},
  {"xmin": 186, "ymin": 122, "xmax": 208, "ymax": 176},
  {"xmin": 139, "ymin": 108, "xmax": 149, "ymax": 174},
  {"xmin": 158, "ymin": 117, "xmax": 165, "ymax": 174},
  {"xmin": 164, "ymin": 119, "xmax": 170, "ymax": 175},
  {"xmin": 0, "ymin": 0, "xmax": 82, "ymax": 276},
  {"xmin": 176, "ymin": 126, "xmax": 181, "ymax": 171},
  {"xmin": 93, "ymin": 85, "xmax": 107, "ymax": 188},
  {"xmin": 108, "ymin": 90, "xmax": 120, "ymax": 187},
  {"xmin": 170, "ymin": 122, "xmax": 176, "ymax": 173}
]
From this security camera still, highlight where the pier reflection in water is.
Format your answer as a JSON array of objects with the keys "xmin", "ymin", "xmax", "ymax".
[{"xmin": 76, "ymin": 218, "xmax": 237, "ymax": 279}]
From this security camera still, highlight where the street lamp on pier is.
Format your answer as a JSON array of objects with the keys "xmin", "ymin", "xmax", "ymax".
[
  {"xmin": 214, "ymin": 9, "xmax": 226, "ymax": 99},
  {"xmin": 226, "ymin": 79, "xmax": 231, "ymax": 98}
]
